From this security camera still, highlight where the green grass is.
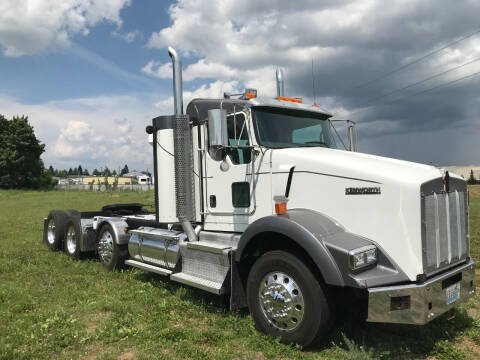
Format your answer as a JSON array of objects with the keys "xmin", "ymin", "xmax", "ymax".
[{"xmin": 0, "ymin": 189, "xmax": 479, "ymax": 359}]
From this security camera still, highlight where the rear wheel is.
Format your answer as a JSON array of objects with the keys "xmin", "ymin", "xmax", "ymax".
[
  {"xmin": 96, "ymin": 224, "xmax": 127, "ymax": 271},
  {"xmin": 247, "ymin": 250, "xmax": 333, "ymax": 347},
  {"xmin": 64, "ymin": 219, "xmax": 82, "ymax": 259},
  {"xmin": 43, "ymin": 210, "xmax": 69, "ymax": 251}
]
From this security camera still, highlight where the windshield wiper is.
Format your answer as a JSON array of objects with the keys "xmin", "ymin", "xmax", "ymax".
[{"xmin": 303, "ymin": 141, "xmax": 328, "ymax": 147}]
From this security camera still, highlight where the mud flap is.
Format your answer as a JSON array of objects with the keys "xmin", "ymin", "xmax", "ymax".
[{"xmin": 230, "ymin": 250, "xmax": 247, "ymax": 311}]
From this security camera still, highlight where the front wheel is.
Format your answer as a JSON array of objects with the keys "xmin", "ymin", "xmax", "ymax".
[
  {"xmin": 96, "ymin": 224, "xmax": 127, "ymax": 271},
  {"xmin": 246, "ymin": 250, "xmax": 333, "ymax": 347}
]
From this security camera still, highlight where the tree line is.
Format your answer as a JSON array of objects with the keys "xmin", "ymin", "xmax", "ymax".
[
  {"xmin": 0, "ymin": 114, "xmax": 145, "ymax": 189},
  {"xmin": 48, "ymin": 164, "xmax": 131, "ymax": 178},
  {"xmin": 468, "ymin": 169, "xmax": 480, "ymax": 185}
]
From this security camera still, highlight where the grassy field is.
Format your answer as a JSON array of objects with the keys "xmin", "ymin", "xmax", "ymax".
[{"xmin": 0, "ymin": 189, "xmax": 479, "ymax": 360}]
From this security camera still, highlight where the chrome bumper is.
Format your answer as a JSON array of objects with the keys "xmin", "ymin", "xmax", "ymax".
[{"xmin": 367, "ymin": 259, "xmax": 475, "ymax": 324}]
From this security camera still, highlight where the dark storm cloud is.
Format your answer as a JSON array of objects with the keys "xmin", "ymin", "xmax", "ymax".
[{"xmin": 147, "ymin": 0, "xmax": 480, "ymax": 165}]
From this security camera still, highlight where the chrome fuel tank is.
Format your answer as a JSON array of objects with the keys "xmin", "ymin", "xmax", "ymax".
[{"xmin": 128, "ymin": 227, "xmax": 186, "ymax": 269}]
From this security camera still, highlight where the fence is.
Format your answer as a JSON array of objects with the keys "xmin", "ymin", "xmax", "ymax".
[{"xmin": 55, "ymin": 184, "xmax": 154, "ymax": 191}]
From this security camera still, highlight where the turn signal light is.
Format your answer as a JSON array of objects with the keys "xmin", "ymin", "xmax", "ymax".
[
  {"xmin": 278, "ymin": 96, "xmax": 302, "ymax": 103},
  {"xmin": 275, "ymin": 202, "xmax": 287, "ymax": 215}
]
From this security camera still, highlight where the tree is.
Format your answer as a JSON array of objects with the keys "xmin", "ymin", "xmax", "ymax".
[
  {"xmin": 120, "ymin": 164, "xmax": 129, "ymax": 176},
  {"xmin": 68, "ymin": 168, "xmax": 73, "ymax": 176},
  {"xmin": 83, "ymin": 168, "xmax": 90, "ymax": 176},
  {"xmin": 0, "ymin": 115, "xmax": 51, "ymax": 188},
  {"xmin": 93, "ymin": 169, "xmax": 100, "ymax": 176},
  {"xmin": 104, "ymin": 175, "xmax": 110, "ymax": 190},
  {"xmin": 78, "ymin": 165, "xmax": 83, "ymax": 176},
  {"xmin": 468, "ymin": 169, "xmax": 477, "ymax": 185},
  {"xmin": 104, "ymin": 166, "xmax": 111, "ymax": 177},
  {"xmin": 112, "ymin": 169, "xmax": 117, "ymax": 176},
  {"xmin": 48, "ymin": 165, "xmax": 55, "ymax": 175}
]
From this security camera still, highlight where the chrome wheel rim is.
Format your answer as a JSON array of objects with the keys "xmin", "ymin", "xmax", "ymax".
[
  {"xmin": 98, "ymin": 230, "xmax": 114, "ymax": 264},
  {"xmin": 259, "ymin": 271, "xmax": 305, "ymax": 331},
  {"xmin": 47, "ymin": 218, "xmax": 56, "ymax": 245},
  {"xmin": 66, "ymin": 225, "xmax": 76, "ymax": 254}
]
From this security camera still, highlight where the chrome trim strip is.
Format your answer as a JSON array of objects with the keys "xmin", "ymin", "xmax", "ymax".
[
  {"xmin": 455, "ymin": 190, "xmax": 462, "ymax": 257},
  {"xmin": 446, "ymin": 193, "xmax": 452, "ymax": 263},
  {"xmin": 434, "ymin": 193, "xmax": 440, "ymax": 268}
]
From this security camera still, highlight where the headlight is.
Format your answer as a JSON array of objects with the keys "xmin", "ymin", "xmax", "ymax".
[{"xmin": 348, "ymin": 245, "xmax": 377, "ymax": 270}]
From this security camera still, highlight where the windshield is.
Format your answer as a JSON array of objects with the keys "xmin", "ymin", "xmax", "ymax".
[{"xmin": 252, "ymin": 107, "xmax": 336, "ymax": 149}]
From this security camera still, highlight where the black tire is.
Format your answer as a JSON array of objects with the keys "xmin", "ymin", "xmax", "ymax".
[
  {"xmin": 96, "ymin": 223, "xmax": 128, "ymax": 271},
  {"xmin": 246, "ymin": 250, "xmax": 333, "ymax": 347},
  {"xmin": 64, "ymin": 218, "xmax": 82, "ymax": 260},
  {"xmin": 43, "ymin": 210, "xmax": 69, "ymax": 251}
]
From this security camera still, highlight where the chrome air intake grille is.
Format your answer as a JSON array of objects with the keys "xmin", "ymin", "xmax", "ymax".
[{"xmin": 421, "ymin": 178, "xmax": 469, "ymax": 275}]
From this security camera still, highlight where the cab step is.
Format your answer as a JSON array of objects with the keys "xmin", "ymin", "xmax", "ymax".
[
  {"xmin": 187, "ymin": 240, "xmax": 232, "ymax": 254},
  {"xmin": 125, "ymin": 259, "xmax": 172, "ymax": 276},
  {"xmin": 170, "ymin": 272, "xmax": 225, "ymax": 294}
]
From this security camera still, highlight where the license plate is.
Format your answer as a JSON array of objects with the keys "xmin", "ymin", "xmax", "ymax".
[{"xmin": 446, "ymin": 282, "xmax": 461, "ymax": 305}]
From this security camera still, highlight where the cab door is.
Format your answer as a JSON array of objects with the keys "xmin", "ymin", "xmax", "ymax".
[{"xmin": 204, "ymin": 111, "xmax": 256, "ymax": 226}]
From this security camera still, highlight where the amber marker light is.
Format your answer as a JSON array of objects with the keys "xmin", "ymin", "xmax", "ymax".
[
  {"xmin": 275, "ymin": 201, "xmax": 287, "ymax": 215},
  {"xmin": 277, "ymin": 96, "xmax": 302, "ymax": 103},
  {"xmin": 245, "ymin": 92, "xmax": 256, "ymax": 99}
]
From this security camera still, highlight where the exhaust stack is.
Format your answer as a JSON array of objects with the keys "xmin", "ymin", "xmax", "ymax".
[
  {"xmin": 276, "ymin": 68, "xmax": 285, "ymax": 97},
  {"xmin": 168, "ymin": 46, "xmax": 198, "ymax": 242}
]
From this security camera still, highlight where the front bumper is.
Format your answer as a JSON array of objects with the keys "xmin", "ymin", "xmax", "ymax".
[{"xmin": 367, "ymin": 259, "xmax": 475, "ymax": 324}]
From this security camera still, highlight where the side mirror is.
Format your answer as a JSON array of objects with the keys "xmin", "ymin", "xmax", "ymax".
[{"xmin": 208, "ymin": 109, "xmax": 228, "ymax": 148}]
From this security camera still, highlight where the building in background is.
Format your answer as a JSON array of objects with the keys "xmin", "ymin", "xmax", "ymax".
[
  {"xmin": 123, "ymin": 171, "xmax": 152, "ymax": 184},
  {"xmin": 81, "ymin": 176, "xmax": 133, "ymax": 185}
]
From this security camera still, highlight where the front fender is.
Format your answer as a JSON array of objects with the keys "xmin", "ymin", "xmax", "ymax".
[
  {"xmin": 235, "ymin": 209, "xmax": 346, "ymax": 287},
  {"xmin": 236, "ymin": 209, "xmax": 408, "ymax": 288}
]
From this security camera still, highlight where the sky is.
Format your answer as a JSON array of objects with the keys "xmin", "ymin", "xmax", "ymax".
[{"xmin": 1, "ymin": 0, "xmax": 479, "ymax": 172}]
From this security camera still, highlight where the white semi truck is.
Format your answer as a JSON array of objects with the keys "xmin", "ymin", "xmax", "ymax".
[{"xmin": 43, "ymin": 47, "xmax": 475, "ymax": 347}]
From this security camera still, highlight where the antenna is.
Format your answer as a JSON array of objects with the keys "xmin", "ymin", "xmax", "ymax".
[{"xmin": 311, "ymin": 58, "xmax": 317, "ymax": 105}]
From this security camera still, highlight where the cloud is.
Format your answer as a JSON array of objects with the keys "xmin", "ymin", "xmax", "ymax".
[
  {"xmin": 112, "ymin": 29, "xmax": 142, "ymax": 43},
  {"xmin": 0, "ymin": 93, "xmax": 160, "ymax": 171},
  {"xmin": 143, "ymin": 59, "xmax": 237, "ymax": 81},
  {"xmin": 0, "ymin": 0, "xmax": 131, "ymax": 56},
  {"xmin": 143, "ymin": 0, "xmax": 480, "ymax": 165},
  {"xmin": 154, "ymin": 80, "xmax": 241, "ymax": 113}
]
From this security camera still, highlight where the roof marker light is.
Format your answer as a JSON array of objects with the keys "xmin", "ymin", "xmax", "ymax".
[{"xmin": 277, "ymin": 96, "xmax": 302, "ymax": 103}]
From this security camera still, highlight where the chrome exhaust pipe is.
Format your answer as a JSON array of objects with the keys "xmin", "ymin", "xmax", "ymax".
[
  {"xmin": 168, "ymin": 46, "xmax": 184, "ymax": 115},
  {"xmin": 276, "ymin": 68, "xmax": 285, "ymax": 97},
  {"xmin": 168, "ymin": 46, "xmax": 199, "ymax": 241}
]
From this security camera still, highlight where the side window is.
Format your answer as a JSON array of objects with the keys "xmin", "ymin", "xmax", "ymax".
[
  {"xmin": 227, "ymin": 113, "xmax": 251, "ymax": 165},
  {"xmin": 232, "ymin": 182, "xmax": 250, "ymax": 207}
]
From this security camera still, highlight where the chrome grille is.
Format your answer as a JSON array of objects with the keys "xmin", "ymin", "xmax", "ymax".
[{"xmin": 421, "ymin": 178, "xmax": 468, "ymax": 274}]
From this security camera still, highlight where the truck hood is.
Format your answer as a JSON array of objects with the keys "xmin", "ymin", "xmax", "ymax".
[
  {"xmin": 268, "ymin": 147, "xmax": 458, "ymax": 281},
  {"xmin": 270, "ymin": 147, "xmax": 445, "ymax": 187}
]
